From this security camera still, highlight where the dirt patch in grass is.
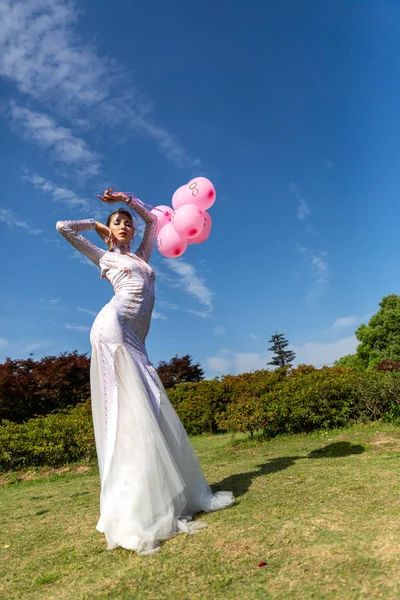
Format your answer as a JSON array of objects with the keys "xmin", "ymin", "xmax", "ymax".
[{"xmin": 370, "ymin": 432, "xmax": 400, "ymax": 452}]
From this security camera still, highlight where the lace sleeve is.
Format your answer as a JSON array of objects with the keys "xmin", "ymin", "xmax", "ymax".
[
  {"xmin": 56, "ymin": 219, "xmax": 105, "ymax": 267},
  {"xmin": 120, "ymin": 194, "xmax": 158, "ymax": 264}
]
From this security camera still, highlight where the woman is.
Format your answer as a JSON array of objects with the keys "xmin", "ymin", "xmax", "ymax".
[{"xmin": 56, "ymin": 188, "xmax": 233, "ymax": 555}]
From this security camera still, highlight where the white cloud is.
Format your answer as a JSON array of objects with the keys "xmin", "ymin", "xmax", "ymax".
[
  {"xmin": 64, "ymin": 322, "xmax": 90, "ymax": 332},
  {"xmin": 77, "ymin": 307, "xmax": 97, "ymax": 317},
  {"xmin": 213, "ymin": 325, "xmax": 225, "ymax": 335},
  {"xmin": 166, "ymin": 259, "xmax": 213, "ymax": 310},
  {"xmin": 297, "ymin": 245, "xmax": 329, "ymax": 300},
  {"xmin": 25, "ymin": 172, "xmax": 95, "ymax": 213},
  {"xmin": 156, "ymin": 300, "xmax": 179, "ymax": 311},
  {"xmin": 0, "ymin": 208, "xmax": 43, "ymax": 235},
  {"xmin": 332, "ymin": 316, "xmax": 359, "ymax": 329},
  {"xmin": 10, "ymin": 102, "xmax": 100, "ymax": 174},
  {"xmin": 289, "ymin": 182, "xmax": 311, "ymax": 221},
  {"xmin": 324, "ymin": 158, "xmax": 334, "ymax": 171},
  {"xmin": 206, "ymin": 335, "xmax": 358, "ymax": 376},
  {"xmin": 20, "ymin": 339, "xmax": 52, "ymax": 354},
  {"xmin": 206, "ymin": 349, "xmax": 269, "ymax": 376},
  {"xmin": 291, "ymin": 336, "xmax": 358, "ymax": 367},
  {"xmin": 206, "ymin": 355, "xmax": 231, "ymax": 374},
  {"xmin": 186, "ymin": 309, "xmax": 211, "ymax": 318},
  {"xmin": 249, "ymin": 333, "xmax": 259, "ymax": 341},
  {"xmin": 38, "ymin": 298, "xmax": 62, "ymax": 307},
  {"xmin": 153, "ymin": 310, "xmax": 167, "ymax": 320},
  {"xmin": 0, "ymin": 0, "xmax": 198, "ymax": 167},
  {"xmin": 0, "ymin": 338, "xmax": 8, "ymax": 348}
]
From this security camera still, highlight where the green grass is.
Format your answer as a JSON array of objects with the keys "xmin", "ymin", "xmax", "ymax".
[{"xmin": 2, "ymin": 422, "xmax": 400, "ymax": 599}]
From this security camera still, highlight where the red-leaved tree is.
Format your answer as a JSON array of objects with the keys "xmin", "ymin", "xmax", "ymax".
[{"xmin": 0, "ymin": 352, "xmax": 90, "ymax": 422}]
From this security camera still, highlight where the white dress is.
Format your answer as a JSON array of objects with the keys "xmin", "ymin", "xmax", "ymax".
[{"xmin": 56, "ymin": 194, "xmax": 233, "ymax": 554}]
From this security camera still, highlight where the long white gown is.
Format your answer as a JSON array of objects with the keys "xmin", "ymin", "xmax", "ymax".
[{"xmin": 56, "ymin": 194, "xmax": 233, "ymax": 554}]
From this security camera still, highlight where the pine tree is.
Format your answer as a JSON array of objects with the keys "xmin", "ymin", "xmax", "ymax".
[{"xmin": 268, "ymin": 333, "xmax": 296, "ymax": 368}]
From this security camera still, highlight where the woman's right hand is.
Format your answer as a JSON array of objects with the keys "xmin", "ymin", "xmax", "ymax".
[
  {"xmin": 97, "ymin": 188, "xmax": 125, "ymax": 204},
  {"xmin": 94, "ymin": 221, "xmax": 112, "ymax": 244}
]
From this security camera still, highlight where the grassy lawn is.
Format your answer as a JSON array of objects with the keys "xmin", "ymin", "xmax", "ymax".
[{"xmin": 2, "ymin": 422, "xmax": 400, "ymax": 599}]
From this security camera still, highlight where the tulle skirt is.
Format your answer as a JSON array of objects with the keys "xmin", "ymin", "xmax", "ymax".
[{"xmin": 90, "ymin": 333, "xmax": 233, "ymax": 555}]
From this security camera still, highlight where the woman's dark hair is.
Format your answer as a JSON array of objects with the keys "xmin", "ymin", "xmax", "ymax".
[{"xmin": 106, "ymin": 208, "xmax": 136, "ymax": 250}]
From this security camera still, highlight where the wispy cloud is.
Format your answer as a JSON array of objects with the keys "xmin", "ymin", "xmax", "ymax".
[
  {"xmin": 332, "ymin": 316, "xmax": 358, "ymax": 329},
  {"xmin": 10, "ymin": 102, "xmax": 100, "ymax": 175},
  {"xmin": 69, "ymin": 252, "xmax": 99, "ymax": 270},
  {"xmin": 24, "ymin": 172, "xmax": 95, "ymax": 213},
  {"xmin": 64, "ymin": 322, "xmax": 90, "ymax": 332},
  {"xmin": 249, "ymin": 333, "xmax": 259, "ymax": 341},
  {"xmin": 165, "ymin": 259, "xmax": 214, "ymax": 310},
  {"xmin": 0, "ymin": 338, "xmax": 8, "ymax": 348},
  {"xmin": 0, "ymin": 208, "xmax": 43, "ymax": 235},
  {"xmin": 38, "ymin": 298, "xmax": 62, "ymax": 307},
  {"xmin": 186, "ymin": 309, "xmax": 211, "ymax": 318},
  {"xmin": 0, "ymin": 0, "xmax": 198, "ymax": 167},
  {"xmin": 324, "ymin": 158, "xmax": 334, "ymax": 171},
  {"xmin": 297, "ymin": 245, "xmax": 329, "ymax": 300},
  {"xmin": 213, "ymin": 325, "xmax": 226, "ymax": 335},
  {"xmin": 156, "ymin": 301, "xmax": 179, "ymax": 311},
  {"xmin": 77, "ymin": 307, "xmax": 97, "ymax": 318},
  {"xmin": 288, "ymin": 182, "xmax": 311, "ymax": 221},
  {"xmin": 153, "ymin": 310, "xmax": 167, "ymax": 320}
]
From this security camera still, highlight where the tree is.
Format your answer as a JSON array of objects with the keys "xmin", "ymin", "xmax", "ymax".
[
  {"xmin": 335, "ymin": 295, "xmax": 400, "ymax": 369},
  {"xmin": 268, "ymin": 333, "xmax": 296, "ymax": 368},
  {"xmin": 0, "ymin": 351, "xmax": 90, "ymax": 422},
  {"xmin": 156, "ymin": 354, "xmax": 205, "ymax": 389}
]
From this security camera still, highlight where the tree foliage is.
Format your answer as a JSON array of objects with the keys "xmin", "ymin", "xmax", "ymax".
[
  {"xmin": 268, "ymin": 333, "xmax": 296, "ymax": 368},
  {"xmin": 156, "ymin": 354, "xmax": 205, "ymax": 389},
  {"xmin": 335, "ymin": 295, "xmax": 400, "ymax": 369},
  {"xmin": 0, "ymin": 352, "xmax": 90, "ymax": 422}
]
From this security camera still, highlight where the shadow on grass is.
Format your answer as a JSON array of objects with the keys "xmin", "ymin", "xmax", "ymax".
[{"xmin": 211, "ymin": 442, "xmax": 365, "ymax": 499}]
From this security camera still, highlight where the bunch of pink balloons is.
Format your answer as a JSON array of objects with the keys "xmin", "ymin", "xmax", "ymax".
[{"xmin": 152, "ymin": 177, "xmax": 215, "ymax": 258}]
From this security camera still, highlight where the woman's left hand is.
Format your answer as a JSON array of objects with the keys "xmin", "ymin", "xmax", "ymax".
[{"xmin": 97, "ymin": 188, "xmax": 126, "ymax": 204}]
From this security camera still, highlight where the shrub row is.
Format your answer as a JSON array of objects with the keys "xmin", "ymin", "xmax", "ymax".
[
  {"xmin": 2, "ymin": 366, "xmax": 400, "ymax": 470},
  {"xmin": 170, "ymin": 367, "xmax": 400, "ymax": 437},
  {"xmin": 0, "ymin": 403, "xmax": 95, "ymax": 471}
]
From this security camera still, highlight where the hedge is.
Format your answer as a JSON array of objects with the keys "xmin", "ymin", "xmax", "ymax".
[
  {"xmin": 2, "ymin": 367, "xmax": 400, "ymax": 471},
  {"xmin": 0, "ymin": 403, "xmax": 95, "ymax": 470}
]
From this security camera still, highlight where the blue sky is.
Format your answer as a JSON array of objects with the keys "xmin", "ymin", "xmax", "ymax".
[{"xmin": 1, "ymin": 0, "xmax": 400, "ymax": 376}]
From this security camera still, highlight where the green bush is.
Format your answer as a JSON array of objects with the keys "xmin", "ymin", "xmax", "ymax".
[
  {"xmin": 0, "ymin": 402, "xmax": 95, "ymax": 470},
  {"xmin": 168, "ymin": 379, "xmax": 230, "ymax": 435},
  {"xmin": 3, "ymin": 366, "xmax": 400, "ymax": 472},
  {"xmin": 263, "ymin": 367, "xmax": 359, "ymax": 436},
  {"xmin": 217, "ymin": 367, "xmax": 400, "ymax": 439}
]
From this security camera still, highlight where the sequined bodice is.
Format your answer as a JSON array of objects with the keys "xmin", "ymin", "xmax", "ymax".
[{"xmin": 100, "ymin": 250, "xmax": 156, "ymax": 341}]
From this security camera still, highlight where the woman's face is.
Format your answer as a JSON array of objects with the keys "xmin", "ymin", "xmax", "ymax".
[{"xmin": 109, "ymin": 213, "xmax": 135, "ymax": 245}]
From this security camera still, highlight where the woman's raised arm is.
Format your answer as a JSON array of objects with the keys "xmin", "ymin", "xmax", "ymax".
[
  {"xmin": 56, "ymin": 219, "xmax": 106, "ymax": 267},
  {"xmin": 123, "ymin": 196, "xmax": 157, "ymax": 264}
]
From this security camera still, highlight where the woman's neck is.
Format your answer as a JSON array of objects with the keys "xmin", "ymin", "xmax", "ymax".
[{"xmin": 111, "ymin": 241, "xmax": 131, "ymax": 254}]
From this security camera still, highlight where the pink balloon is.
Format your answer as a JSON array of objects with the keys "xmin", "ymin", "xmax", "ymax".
[
  {"xmin": 187, "ymin": 212, "xmax": 212, "ymax": 245},
  {"xmin": 151, "ymin": 205, "xmax": 174, "ymax": 236},
  {"xmin": 157, "ymin": 223, "xmax": 187, "ymax": 258},
  {"xmin": 171, "ymin": 185, "xmax": 186, "ymax": 210},
  {"xmin": 179, "ymin": 177, "xmax": 216, "ymax": 211},
  {"xmin": 171, "ymin": 204, "xmax": 204, "ymax": 239}
]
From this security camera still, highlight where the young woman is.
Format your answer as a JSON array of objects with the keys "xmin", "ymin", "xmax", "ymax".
[{"xmin": 56, "ymin": 188, "xmax": 233, "ymax": 555}]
